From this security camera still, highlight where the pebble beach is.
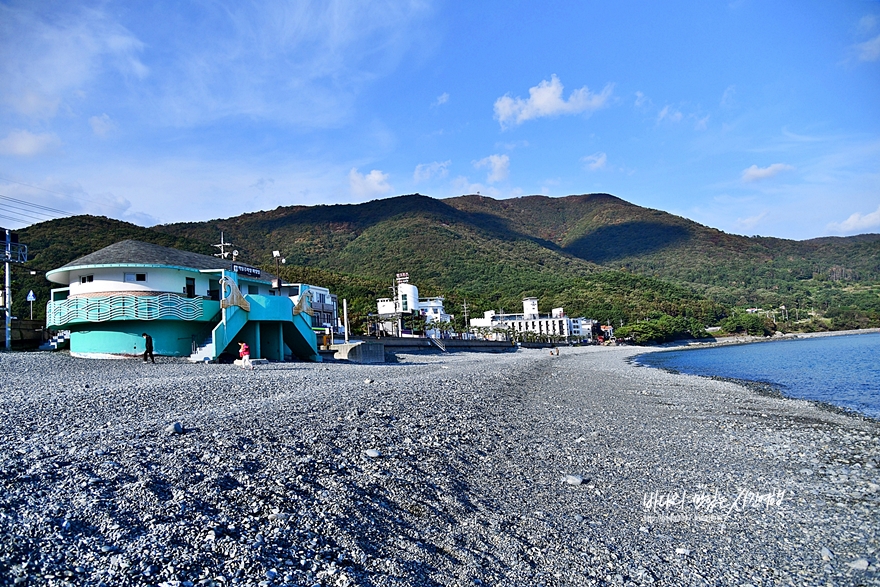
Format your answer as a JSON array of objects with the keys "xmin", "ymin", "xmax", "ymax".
[{"xmin": 1, "ymin": 346, "xmax": 878, "ymax": 586}]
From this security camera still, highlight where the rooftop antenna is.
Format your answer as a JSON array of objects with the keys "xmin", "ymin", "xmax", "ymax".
[{"xmin": 214, "ymin": 231, "xmax": 234, "ymax": 259}]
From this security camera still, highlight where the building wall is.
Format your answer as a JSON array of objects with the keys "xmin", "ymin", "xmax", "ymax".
[
  {"xmin": 68, "ymin": 266, "xmax": 209, "ymax": 297},
  {"xmin": 69, "ymin": 320, "xmax": 208, "ymax": 358}
]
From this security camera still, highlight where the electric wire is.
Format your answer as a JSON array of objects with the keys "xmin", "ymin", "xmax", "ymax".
[
  {"xmin": 0, "ymin": 174, "xmax": 130, "ymax": 213},
  {"xmin": 0, "ymin": 195, "xmax": 74, "ymax": 217}
]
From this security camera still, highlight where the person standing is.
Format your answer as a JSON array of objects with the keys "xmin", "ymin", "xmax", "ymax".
[
  {"xmin": 141, "ymin": 333, "xmax": 155, "ymax": 363},
  {"xmin": 238, "ymin": 340, "xmax": 254, "ymax": 370}
]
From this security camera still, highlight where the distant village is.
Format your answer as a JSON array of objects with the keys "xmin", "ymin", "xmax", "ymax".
[{"xmin": 7, "ymin": 234, "xmax": 611, "ymax": 362}]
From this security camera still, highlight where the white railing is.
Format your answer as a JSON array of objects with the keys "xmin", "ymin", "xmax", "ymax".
[{"xmin": 47, "ymin": 294, "xmax": 205, "ymax": 327}]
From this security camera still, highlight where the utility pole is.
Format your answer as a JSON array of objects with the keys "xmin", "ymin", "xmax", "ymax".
[
  {"xmin": 214, "ymin": 232, "xmax": 235, "ymax": 259},
  {"xmin": 4, "ymin": 229, "xmax": 28, "ymax": 350},
  {"xmin": 462, "ymin": 299, "xmax": 469, "ymax": 339}
]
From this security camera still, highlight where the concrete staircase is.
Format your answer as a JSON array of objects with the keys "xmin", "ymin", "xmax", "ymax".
[
  {"xmin": 189, "ymin": 335, "xmax": 215, "ymax": 362},
  {"xmin": 39, "ymin": 330, "xmax": 71, "ymax": 351},
  {"xmin": 427, "ymin": 336, "xmax": 447, "ymax": 352}
]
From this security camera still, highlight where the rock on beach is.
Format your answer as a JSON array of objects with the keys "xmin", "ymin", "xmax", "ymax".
[{"xmin": 0, "ymin": 345, "xmax": 878, "ymax": 585}]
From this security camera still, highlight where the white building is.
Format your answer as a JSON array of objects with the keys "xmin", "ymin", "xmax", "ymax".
[
  {"xmin": 287, "ymin": 283, "xmax": 339, "ymax": 333},
  {"xmin": 376, "ymin": 273, "xmax": 454, "ymax": 337},
  {"xmin": 470, "ymin": 298, "xmax": 596, "ymax": 343}
]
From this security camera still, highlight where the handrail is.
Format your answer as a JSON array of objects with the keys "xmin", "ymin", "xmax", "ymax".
[{"xmin": 47, "ymin": 293, "xmax": 210, "ymax": 327}]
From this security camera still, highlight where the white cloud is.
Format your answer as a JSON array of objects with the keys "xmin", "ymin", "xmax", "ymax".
[
  {"xmin": 694, "ymin": 115, "xmax": 710, "ymax": 131},
  {"xmin": 827, "ymin": 204, "xmax": 880, "ymax": 233},
  {"xmin": 0, "ymin": 4, "xmax": 147, "ymax": 118},
  {"xmin": 856, "ymin": 34, "xmax": 880, "ymax": 61},
  {"xmin": 349, "ymin": 168, "xmax": 392, "ymax": 199},
  {"xmin": 741, "ymin": 163, "xmax": 795, "ymax": 182},
  {"xmin": 720, "ymin": 85, "xmax": 737, "ymax": 108},
  {"xmin": 858, "ymin": 15, "xmax": 877, "ymax": 34},
  {"xmin": 0, "ymin": 130, "xmax": 61, "ymax": 156},
  {"xmin": 494, "ymin": 75, "xmax": 613, "ymax": 128},
  {"xmin": 657, "ymin": 105, "xmax": 683, "ymax": 124},
  {"xmin": 433, "ymin": 92, "xmax": 449, "ymax": 107},
  {"xmin": 473, "ymin": 154, "xmax": 509, "ymax": 183},
  {"xmin": 413, "ymin": 160, "xmax": 450, "ymax": 183},
  {"xmin": 450, "ymin": 176, "xmax": 499, "ymax": 198},
  {"xmin": 582, "ymin": 152, "xmax": 607, "ymax": 171},
  {"xmin": 634, "ymin": 91, "xmax": 651, "ymax": 109},
  {"xmin": 89, "ymin": 114, "xmax": 116, "ymax": 137},
  {"xmin": 735, "ymin": 211, "xmax": 769, "ymax": 231}
]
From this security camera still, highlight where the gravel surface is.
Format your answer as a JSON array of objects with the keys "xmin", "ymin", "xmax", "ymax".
[{"xmin": 1, "ymin": 346, "xmax": 878, "ymax": 586}]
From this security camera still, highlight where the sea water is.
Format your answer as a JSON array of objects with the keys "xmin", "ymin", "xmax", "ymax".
[{"xmin": 635, "ymin": 332, "xmax": 880, "ymax": 419}]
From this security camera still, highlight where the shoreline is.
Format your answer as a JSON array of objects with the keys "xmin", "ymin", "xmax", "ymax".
[
  {"xmin": 629, "ymin": 327, "xmax": 879, "ymax": 422},
  {"xmin": 1, "ymin": 347, "xmax": 878, "ymax": 585}
]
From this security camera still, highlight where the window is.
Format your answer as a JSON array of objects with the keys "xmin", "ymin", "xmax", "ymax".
[
  {"xmin": 289, "ymin": 285, "xmax": 300, "ymax": 296},
  {"xmin": 80, "ymin": 275, "xmax": 93, "ymax": 284},
  {"xmin": 124, "ymin": 273, "xmax": 147, "ymax": 282},
  {"xmin": 248, "ymin": 285, "xmax": 259, "ymax": 295},
  {"xmin": 401, "ymin": 294, "xmax": 408, "ymax": 312}
]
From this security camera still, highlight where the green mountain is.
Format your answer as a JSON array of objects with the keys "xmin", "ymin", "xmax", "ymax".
[{"xmin": 12, "ymin": 193, "xmax": 880, "ymax": 336}]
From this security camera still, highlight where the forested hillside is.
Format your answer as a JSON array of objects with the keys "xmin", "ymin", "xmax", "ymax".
[{"xmin": 12, "ymin": 192, "xmax": 880, "ymax": 337}]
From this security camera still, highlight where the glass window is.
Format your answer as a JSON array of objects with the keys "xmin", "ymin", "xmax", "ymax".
[
  {"xmin": 248, "ymin": 285, "xmax": 259, "ymax": 295},
  {"xmin": 80, "ymin": 275, "xmax": 93, "ymax": 284},
  {"xmin": 125, "ymin": 273, "xmax": 147, "ymax": 282}
]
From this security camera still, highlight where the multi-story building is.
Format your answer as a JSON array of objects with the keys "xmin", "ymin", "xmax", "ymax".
[
  {"xmin": 470, "ymin": 297, "xmax": 596, "ymax": 343},
  {"xmin": 44, "ymin": 240, "xmax": 321, "ymax": 362},
  {"xmin": 375, "ymin": 273, "xmax": 454, "ymax": 337},
  {"xmin": 287, "ymin": 283, "xmax": 339, "ymax": 333}
]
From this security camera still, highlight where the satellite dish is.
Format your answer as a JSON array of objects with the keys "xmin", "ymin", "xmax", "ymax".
[{"xmin": 232, "ymin": 250, "xmax": 239, "ymax": 257}]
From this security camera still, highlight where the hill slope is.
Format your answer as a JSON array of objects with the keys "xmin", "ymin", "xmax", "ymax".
[{"xmin": 13, "ymin": 193, "xmax": 879, "ymax": 332}]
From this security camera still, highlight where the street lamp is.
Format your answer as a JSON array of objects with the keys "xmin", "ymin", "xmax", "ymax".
[{"xmin": 272, "ymin": 251, "xmax": 285, "ymax": 292}]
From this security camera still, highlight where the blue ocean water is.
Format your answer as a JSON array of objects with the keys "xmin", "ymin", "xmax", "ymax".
[{"xmin": 635, "ymin": 332, "xmax": 880, "ymax": 419}]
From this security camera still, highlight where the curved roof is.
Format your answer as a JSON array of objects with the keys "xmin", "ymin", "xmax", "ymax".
[{"xmin": 46, "ymin": 240, "xmax": 274, "ymax": 284}]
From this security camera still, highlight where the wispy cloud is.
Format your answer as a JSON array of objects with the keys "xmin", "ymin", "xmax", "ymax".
[
  {"xmin": 720, "ymin": 85, "xmax": 737, "ymax": 108},
  {"xmin": 0, "ymin": 4, "xmax": 147, "ymax": 118},
  {"xmin": 582, "ymin": 152, "xmax": 607, "ymax": 171},
  {"xmin": 634, "ymin": 91, "xmax": 652, "ymax": 109},
  {"xmin": 855, "ymin": 34, "xmax": 880, "ymax": 61},
  {"xmin": 349, "ymin": 168, "xmax": 392, "ymax": 199},
  {"xmin": 735, "ymin": 211, "xmax": 769, "ymax": 231},
  {"xmin": 413, "ymin": 160, "xmax": 450, "ymax": 182},
  {"xmin": 89, "ymin": 114, "xmax": 116, "ymax": 137},
  {"xmin": 656, "ymin": 105, "xmax": 683, "ymax": 124},
  {"xmin": 741, "ymin": 163, "xmax": 795, "ymax": 182},
  {"xmin": 432, "ymin": 92, "xmax": 449, "ymax": 107},
  {"xmin": 494, "ymin": 75, "xmax": 613, "ymax": 128},
  {"xmin": 0, "ymin": 130, "xmax": 61, "ymax": 156},
  {"xmin": 473, "ymin": 154, "xmax": 509, "ymax": 183},
  {"xmin": 827, "ymin": 204, "xmax": 880, "ymax": 233}
]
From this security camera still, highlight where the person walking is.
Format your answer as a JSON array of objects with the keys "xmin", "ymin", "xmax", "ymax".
[
  {"xmin": 238, "ymin": 340, "xmax": 254, "ymax": 370},
  {"xmin": 141, "ymin": 333, "xmax": 155, "ymax": 363}
]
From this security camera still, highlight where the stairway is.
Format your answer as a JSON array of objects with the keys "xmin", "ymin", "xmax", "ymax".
[
  {"xmin": 189, "ymin": 335, "xmax": 215, "ymax": 362},
  {"xmin": 427, "ymin": 336, "xmax": 447, "ymax": 352},
  {"xmin": 39, "ymin": 330, "xmax": 71, "ymax": 351}
]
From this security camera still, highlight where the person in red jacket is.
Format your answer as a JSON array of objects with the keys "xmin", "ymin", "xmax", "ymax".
[{"xmin": 238, "ymin": 340, "xmax": 254, "ymax": 370}]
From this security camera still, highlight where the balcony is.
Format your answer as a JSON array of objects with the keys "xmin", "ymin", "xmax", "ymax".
[{"xmin": 47, "ymin": 293, "xmax": 219, "ymax": 327}]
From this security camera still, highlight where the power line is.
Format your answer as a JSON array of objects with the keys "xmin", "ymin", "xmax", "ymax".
[
  {"xmin": 0, "ymin": 206, "xmax": 47, "ymax": 222},
  {"xmin": 0, "ymin": 212, "xmax": 32, "ymax": 224},
  {"xmin": 0, "ymin": 194, "xmax": 74, "ymax": 216},
  {"xmin": 0, "ymin": 174, "xmax": 131, "ymax": 213}
]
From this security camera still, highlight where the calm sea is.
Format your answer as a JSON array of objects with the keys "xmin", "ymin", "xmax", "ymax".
[{"xmin": 634, "ymin": 332, "xmax": 880, "ymax": 419}]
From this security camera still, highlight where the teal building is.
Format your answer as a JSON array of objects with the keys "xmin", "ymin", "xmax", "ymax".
[{"xmin": 45, "ymin": 240, "xmax": 320, "ymax": 362}]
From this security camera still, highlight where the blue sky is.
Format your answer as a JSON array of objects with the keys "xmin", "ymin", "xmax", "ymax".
[{"xmin": 1, "ymin": 0, "xmax": 878, "ymax": 240}]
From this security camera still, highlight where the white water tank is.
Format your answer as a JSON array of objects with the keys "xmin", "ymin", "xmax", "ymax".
[
  {"xmin": 398, "ymin": 283, "xmax": 419, "ymax": 313},
  {"xmin": 523, "ymin": 297, "xmax": 539, "ymax": 319}
]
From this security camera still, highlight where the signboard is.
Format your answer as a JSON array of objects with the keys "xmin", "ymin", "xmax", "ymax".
[
  {"xmin": 26, "ymin": 290, "xmax": 36, "ymax": 302},
  {"xmin": 232, "ymin": 264, "xmax": 260, "ymax": 278}
]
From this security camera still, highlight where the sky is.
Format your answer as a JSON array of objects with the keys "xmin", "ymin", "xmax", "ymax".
[{"xmin": 0, "ymin": 0, "xmax": 878, "ymax": 240}]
